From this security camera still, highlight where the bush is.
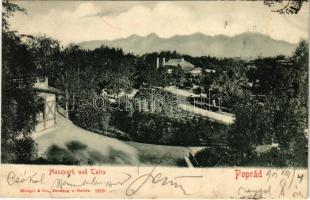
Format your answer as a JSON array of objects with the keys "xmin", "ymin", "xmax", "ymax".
[
  {"xmin": 14, "ymin": 137, "xmax": 38, "ymax": 163},
  {"xmin": 112, "ymin": 110, "xmax": 228, "ymax": 146},
  {"xmin": 193, "ymin": 87, "xmax": 202, "ymax": 95},
  {"xmin": 71, "ymin": 102, "xmax": 111, "ymax": 133},
  {"xmin": 46, "ymin": 145, "xmax": 76, "ymax": 164},
  {"xmin": 194, "ymin": 146, "xmax": 233, "ymax": 167},
  {"xmin": 66, "ymin": 141, "xmax": 87, "ymax": 151},
  {"xmin": 138, "ymin": 154, "xmax": 187, "ymax": 167},
  {"xmin": 121, "ymin": 111, "xmax": 201, "ymax": 145},
  {"xmin": 2, "ymin": 137, "xmax": 38, "ymax": 164},
  {"xmin": 248, "ymin": 147, "xmax": 288, "ymax": 167},
  {"xmin": 70, "ymin": 89, "xmax": 229, "ymax": 147}
]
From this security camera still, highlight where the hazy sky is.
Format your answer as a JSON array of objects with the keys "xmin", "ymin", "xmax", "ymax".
[{"xmin": 9, "ymin": 1, "xmax": 309, "ymax": 45}]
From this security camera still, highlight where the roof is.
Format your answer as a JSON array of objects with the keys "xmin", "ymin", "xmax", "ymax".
[
  {"xmin": 190, "ymin": 67, "xmax": 202, "ymax": 74},
  {"xmin": 11, "ymin": 72, "xmax": 47, "ymax": 79},
  {"xmin": 255, "ymin": 143, "xmax": 279, "ymax": 153},
  {"xmin": 205, "ymin": 68, "xmax": 216, "ymax": 73},
  {"xmin": 190, "ymin": 68, "xmax": 216, "ymax": 75},
  {"xmin": 34, "ymin": 86, "xmax": 63, "ymax": 95},
  {"xmin": 164, "ymin": 58, "xmax": 195, "ymax": 71}
]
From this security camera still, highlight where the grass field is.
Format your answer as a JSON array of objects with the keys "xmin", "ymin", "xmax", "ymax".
[{"xmin": 34, "ymin": 114, "xmax": 190, "ymax": 166}]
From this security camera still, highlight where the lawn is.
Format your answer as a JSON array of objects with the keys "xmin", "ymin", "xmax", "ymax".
[
  {"xmin": 34, "ymin": 114, "xmax": 190, "ymax": 166},
  {"xmin": 124, "ymin": 141, "xmax": 190, "ymax": 166}
]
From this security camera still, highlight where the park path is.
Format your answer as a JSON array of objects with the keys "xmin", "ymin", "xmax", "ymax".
[
  {"xmin": 34, "ymin": 114, "xmax": 140, "ymax": 165},
  {"xmin": 164, "ymin": 86, "xmax": 235, "ymax": 124},
  {"xmin": 178, "ymin": 104, "xmax": 235, "ymax": 124},
  {"xmin": 34, "ymin": 114, "xmax": 190, "ymax": 166}
]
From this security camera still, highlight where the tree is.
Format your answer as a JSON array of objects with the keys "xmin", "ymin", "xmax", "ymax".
[
  {"xmin": 194, "ymin": 147, "xmax": 233, "ymax": 167},
  {"xmin": 156, "ymin": 66, "xmax": 169, "ymax": 87},
  {"xmin": 211, "ymin": 60, "xmax": 249, "ymax": 107},
  {"xmin": 170, "ymin": 66, "xmax": 186, "ymax": 88},
  {"xmin": 227, "ymin": 41, "xmax": 308, "ymax": 167},
  {"xmin": 193, "ymin": 87, "xmax": 202, "ymax": 95},
  {"xmin": 105, "ymin": 72, "xmax": 133, "ymax": 97},
  {"xmin": 2, "ymin": 1, "xmax": 40, "ymax": 163},
  {"xmin": 134, "ymin": 60, "xmax": 166, "ymax": 88},
  {"xmin": 25, "ymin": 35, "xmax": 62, "ymax": 78},
  {"xmin": 228, "ymin": 94, "xmax": 274, "ymax": 164},
  {"xmin": 51, "ymin": 44, "xmax": 93, "ymax": 115},
  {"xmin": 2, "ymin": 0, "xmax": 25, "ymax": 32},
  {"xmin": 201, "ymin": 71, "xmax": 215, "ymax": 92}
]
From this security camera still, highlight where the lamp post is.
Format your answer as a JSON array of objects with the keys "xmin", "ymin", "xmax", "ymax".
[
  {"xmin": 212, "ymin": 93, "xmax": 221, "ymax": 112},
  {"xmin": 208, "ymin": 89, "xmax": 212, "ymax": 111},
  {"xmin": 151, "ymin": 87, "xmax": 155, "ymax": 112}
]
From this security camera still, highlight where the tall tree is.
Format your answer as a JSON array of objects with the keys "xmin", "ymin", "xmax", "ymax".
[
  {"xmin": 228, "ymin": 41, "xmax": 308, "ymax": 167},
  {"xmin": 26, "ymin": 35, "xmax": 62, "ymax": 79},
  {"xmin": 2, "ymin": 0, "xmax": 40, "ymax": 163}
]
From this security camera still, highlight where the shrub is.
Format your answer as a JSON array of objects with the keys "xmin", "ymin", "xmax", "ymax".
[
  {"xmin": 193, "ymin": 87, "xmax": 202, "ymax": 95},
  {"xmin": 194, "ymin": 146, "xmax": 233, "ymax": 167},
  {"xmin": 46, "ymin": 145, "xmax": 75, "ymax": 164},
  {"xmin": 14, "ymin": 137, "xmax": 38, "ymax": 163},
  {"xmin": 113, "ymin": 110, "xmax": 227, "ymax": 146},
  {"xmin": 248, "ymin": 147, "xmax": 288, "ymax": 167},
  {"xmin": 66, "ymin": 141, "xmax": 87, "ymax": 151},
  {"xmin": 3, "ymin": 137, "xmax": 38, "ymax": 164},
  {"xmin": 70, "ymin": 88, "xmax": 229, "ymax": 147},
  {"xmin": 138, "ymin": 154, "xmax": 187, "ymax": 167},
  {"xmin": 71, "ymin": 102, "xmax": 111, "ymax": 133}
]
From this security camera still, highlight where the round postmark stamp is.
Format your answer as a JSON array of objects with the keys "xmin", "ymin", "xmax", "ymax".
[{"xmin": 264, "ymin": 0, "xmax": 303, "ymax": 14}]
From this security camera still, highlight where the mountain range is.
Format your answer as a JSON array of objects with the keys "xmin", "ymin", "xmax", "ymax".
[{"xmin": 78, "ymin": 32, "xmax": 297, "ymax": 58}]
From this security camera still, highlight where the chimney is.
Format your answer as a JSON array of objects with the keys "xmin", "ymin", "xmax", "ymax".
[
  {"xmin": 156, "ymin": 57, "xmax": 159, "ymax": 68},
  {"xmin": 163, "ymin": 58, "xmax": 166, "ymax": 66}
]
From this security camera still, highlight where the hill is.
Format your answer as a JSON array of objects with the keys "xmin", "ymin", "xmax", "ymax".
[{"xmin": 78, "ymin": 32, "xmax": 297, "ymax": 58}]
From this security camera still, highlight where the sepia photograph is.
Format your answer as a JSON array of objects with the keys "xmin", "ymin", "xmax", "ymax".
[{"xmin": 0, "ymin": 0, "xmax": 308, "ymax": 198}]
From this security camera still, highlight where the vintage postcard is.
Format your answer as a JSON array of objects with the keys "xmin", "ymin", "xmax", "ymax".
[{"xmin": 0, "ymin": 0, "xmax": 308, "ymax": 199}]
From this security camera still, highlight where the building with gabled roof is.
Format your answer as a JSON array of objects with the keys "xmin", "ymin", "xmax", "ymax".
[
  {"xmin": 156, "ymin": 57, "xmax": 216, "ymax": 75},
  {"xmin": 12, "ymin": 75, "xmax": 63, "ymax": 134},
  {"xmin": 164, "ymin": 58, "xmax": 195, "ymax": 71}
]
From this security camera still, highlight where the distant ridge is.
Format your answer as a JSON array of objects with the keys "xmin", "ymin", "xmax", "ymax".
[{"xmin": 77, "ymin": 32, "xmax": 297, "ymax": 58}]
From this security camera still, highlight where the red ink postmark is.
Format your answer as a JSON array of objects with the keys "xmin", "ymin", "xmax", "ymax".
[{"xmin": 235, "ymin": 169, "xmax": 263, "ymax": 180}]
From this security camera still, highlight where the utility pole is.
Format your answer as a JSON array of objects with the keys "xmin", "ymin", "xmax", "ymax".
[{"xmin": 208, "ymin": 89, "xmax": 212, "ymax": 111}]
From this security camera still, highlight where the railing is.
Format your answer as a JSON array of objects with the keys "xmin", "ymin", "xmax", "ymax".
[
  {"xmin": 187, "ymin": 96, "xmax": 231, "ymax": 113},
  {"xmin": 11, "ymin": 76, "xmax": 48, "ymax": 89}
]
